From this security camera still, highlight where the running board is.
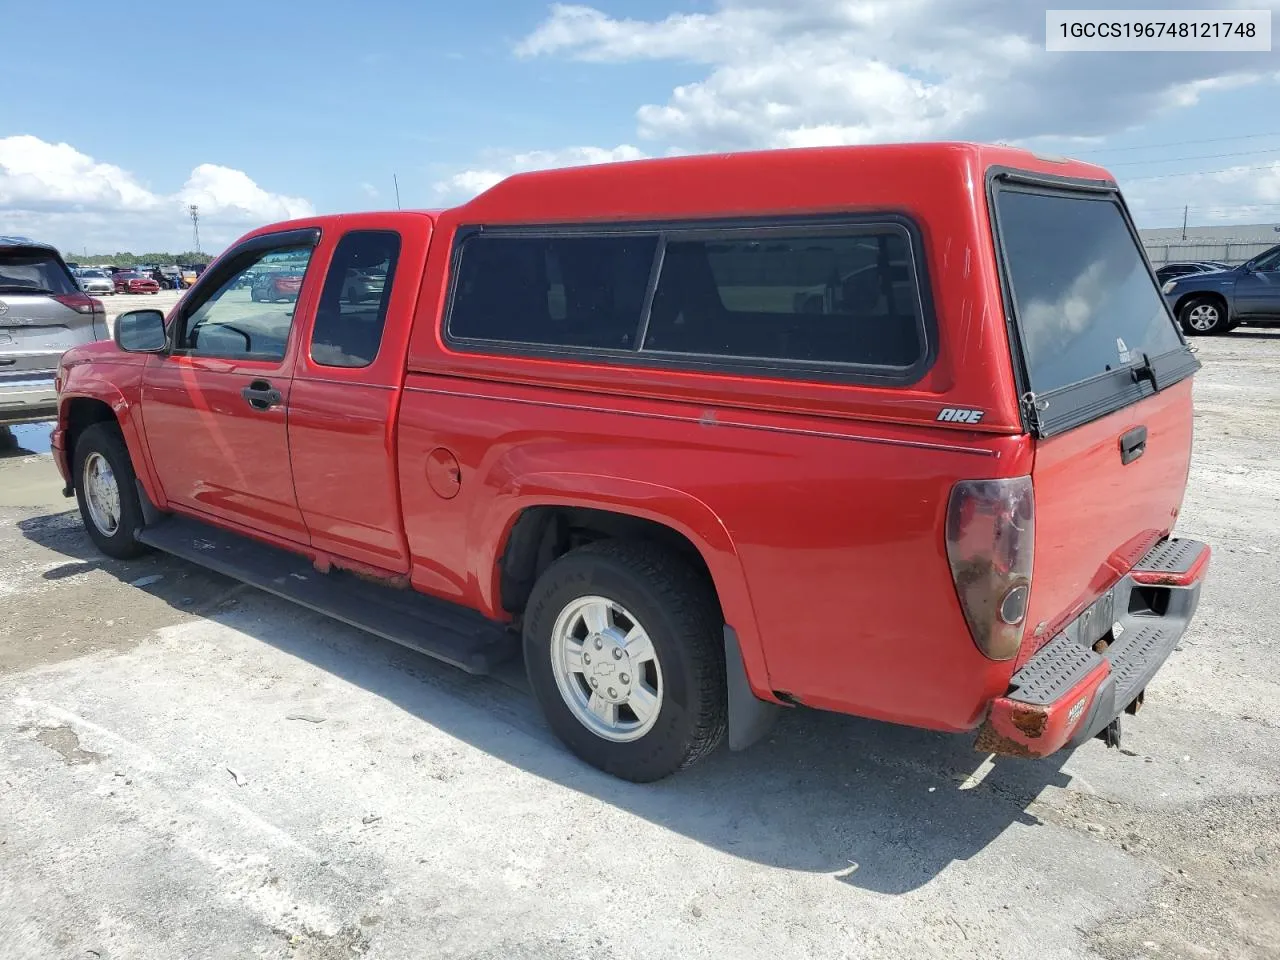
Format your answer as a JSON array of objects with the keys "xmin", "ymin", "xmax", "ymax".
[{"xmin": 137, "ymin": 515, "xmax": 518, "ymax": 675}]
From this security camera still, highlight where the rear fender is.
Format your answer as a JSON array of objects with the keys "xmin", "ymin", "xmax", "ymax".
[{"xmin": 477, "ymin": 472, "xmax": 777, "ymax": 709}]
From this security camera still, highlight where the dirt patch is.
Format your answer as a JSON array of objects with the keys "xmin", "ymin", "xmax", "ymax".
[
  {"xmin": 278, "ymin": 923, "xmax": 371, "ymax": 959},
  {"xmin": 0, "ymin": 508, "xmax": 242, "ymax": 676},
  {"xmin": 1045, "ymin": 791, "xmax": 1280, "ymax": 960},
  {"xmin": 19, "ymin": 724, "xmax": 104, "ymax": 765}
]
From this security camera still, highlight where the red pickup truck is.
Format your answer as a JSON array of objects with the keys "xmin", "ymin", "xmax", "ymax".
[{"xmin": 53, "ymin": 143, "xmax": 1209, "ymax": 782}]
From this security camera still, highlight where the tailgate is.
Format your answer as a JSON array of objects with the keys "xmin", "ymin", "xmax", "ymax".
[
  {"xmin": 990, "ymin": 176, "xmax": 1199, "ymax": 664},
  {"xmin": 1026, "ymin": 380, "xmax": 1192, "ymax": 660}
]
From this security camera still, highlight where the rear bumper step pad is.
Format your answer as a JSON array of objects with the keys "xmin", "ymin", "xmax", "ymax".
[{"xmin": 976, "ymin": 537, "xmax": 1209, "ymax": 758}]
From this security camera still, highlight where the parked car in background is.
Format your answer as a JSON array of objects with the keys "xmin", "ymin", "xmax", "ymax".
[
  {"xmin": 54, "ymin": 143, "xmax": 1209, "ymax": 782},
  {"xmin": 251, "ymin": 271, "xmax": 304, "ymax": 302},
  {"xmin": 341, "ymin": 268, "xmax": 387, "ymax": 303},
  {"xmin": 113, "ymin": 272, "xmax": 161, "ymax": 295},
  {"xmin": 1, "ymin": 235, "xmax": 107, "ymax": 423},
  {"xmin": 1162, "ymin": 242, "xmax": 1280, "ymax": 334},
  {"xmin": 77, "ymin": 269, "xmax": 115, "ymax": 296},
  {"xmin": 1154, "ymin": 261, "xmax": 1232, "ymax": 284}
]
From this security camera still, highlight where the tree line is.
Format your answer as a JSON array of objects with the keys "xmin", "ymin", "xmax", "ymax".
[{"xmin": 66, "ymin": 251, "xmax": 214, "ymax": 267}]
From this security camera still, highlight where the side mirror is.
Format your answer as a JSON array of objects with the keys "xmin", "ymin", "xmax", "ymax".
[{"xmin": 114, "ymin": 309, "xmax": 168, "ymax": 353}]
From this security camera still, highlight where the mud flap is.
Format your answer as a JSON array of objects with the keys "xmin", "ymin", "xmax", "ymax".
[
  {"xmin": 136, "ymin": 478, "xmax": 163, "ymax": 528},
  {"xmin": 724, "ymin": 626, "xmax": 781, "ymax": 751}
]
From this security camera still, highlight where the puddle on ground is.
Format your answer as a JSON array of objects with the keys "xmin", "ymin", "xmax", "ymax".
[{"xmin": 1, "ymin": 422, "xmax": 53, "ymax": 455}]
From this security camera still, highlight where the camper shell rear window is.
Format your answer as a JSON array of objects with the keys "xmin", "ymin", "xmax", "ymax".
[{"xmin": 989, "ymin": 173, "xmax": 1199, "ymax": 436}]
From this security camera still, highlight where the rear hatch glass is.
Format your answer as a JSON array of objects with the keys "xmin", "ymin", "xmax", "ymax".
[
  {"xmin": 994, "ymin": 187, "xmax": 1193, "ymax": 431},
  {"xmin": 0, "ymin": 248, "xmax": 78, "ymax": 297}
]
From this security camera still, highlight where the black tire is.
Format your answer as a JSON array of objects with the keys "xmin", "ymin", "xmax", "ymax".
[
  {"xmin": 523, "ymin": 540, "xmax": 727, "ymax": 782},
  {"xmin": 1179, "ymin": 296, "xmax": 1228, "ymax": 335},
  {"xmin": 73, "ymin": 422, "xmax": 151, "ymax": 560}
]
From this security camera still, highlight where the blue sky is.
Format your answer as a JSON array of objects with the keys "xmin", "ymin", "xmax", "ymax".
[{"xmin": 2, "ymin": 0, "xmax": 1279, "ymax": 253}]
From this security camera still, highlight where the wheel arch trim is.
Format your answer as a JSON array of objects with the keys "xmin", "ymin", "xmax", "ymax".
[
  {"xmin": 58, "ymin": 376, "xmax": 165, "ymax": 508},
  {"xmin": 477, "ymin": 472, "xmax": 778, "ymax": 704}
]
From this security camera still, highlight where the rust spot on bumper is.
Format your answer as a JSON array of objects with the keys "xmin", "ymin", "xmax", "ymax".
[
  {"xmin": 974, "ymin": 722, "xmax": 1039, "ymax": 758},
  {"xmin": 1008, "ymin": 703, "xmax": 1048, "ymax": 738},
  {"xmin": 1135, "ymin": 572, "xmax": 1183, "ymax": 586},
  {"xmin": 975, "ymin": 702, "xmax": 1053, "ymax": 758}
]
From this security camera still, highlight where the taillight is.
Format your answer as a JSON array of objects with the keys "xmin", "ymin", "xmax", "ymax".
[
  {"xmin": 52, "ymin": 292, "xmax": 100, "ymax": 315},
  {"xmin": 945, "ymin": 476, "xmax": 1035, "ymax": 660}
]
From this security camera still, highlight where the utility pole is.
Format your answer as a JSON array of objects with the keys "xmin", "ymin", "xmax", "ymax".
[
  {"xmin": 188, "ymin": 204, "xmax": 201, "ymax": 254},
  {"xmin": 1181, "ymin": 204, "xmax": 1188, "ymax": 241},
  {"xmin": 393, "ymin": 173, "xmax": 401, "ymax": 210}
]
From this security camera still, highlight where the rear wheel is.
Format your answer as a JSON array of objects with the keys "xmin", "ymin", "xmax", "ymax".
[
  {"xmin": 524, "ymin": 540, "xmax": 726, "ymax": 782},
  {"xmin": 1179, "ymin": 296, "xmax": 1227, "ymax": 335},
  {"xmin": 74, "ymin": 422, "xmax": 151, "ymax": 560}
]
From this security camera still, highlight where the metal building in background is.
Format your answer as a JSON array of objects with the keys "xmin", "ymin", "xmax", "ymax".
[{"xmin": 1140, "ymin": 222, "xmax": 1280, "ymax": 266}]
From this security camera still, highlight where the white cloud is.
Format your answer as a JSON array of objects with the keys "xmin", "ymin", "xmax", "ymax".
[
  {"xmin": 1123, "ymin": 161, "xmax": 1280, "ymax": 227},
  {"xmin": 177, "ymin": 164, "xmax": 313, "ymax": 222},
  {"xmin": 498, "ymin": 1, "xmax": 1280, "ymax": 225},
  {"xmin": 0, "ymin": 135, "xmax": 315, "ymax": 253},
  {"xmin": 517, "ymin": 1, "xmax": 1280, "ymax": 153},
  {"xmin": 0, "ymin": 135, "xmax": 157, "ymax": 213},
  {"xmin": 359, "ymin": 181, "xmax": 380, "ymax": 199},
  {"xmin": 433, "ymin": 144, "xmax": 646, "ymax": 200}
]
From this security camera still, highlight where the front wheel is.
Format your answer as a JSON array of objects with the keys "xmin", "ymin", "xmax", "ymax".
[
  {"xmin": 1179, "ymin": 296, "xmax": 1227, "ymax": 335},
  {"xmin": 524, "ymin": 540, "xmax": 727, "ymax": 782},
  {"xmin": 74, "ymin": 422, "xmax": 151, "ymax": 560}
]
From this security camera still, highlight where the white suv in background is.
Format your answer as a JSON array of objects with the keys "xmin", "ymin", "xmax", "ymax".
[
  {"xmin": 1, "ymin": 236, "xmax": 108, "ymax": 424},
  {"xmin": 76, "ymin": 269, "xmax": 116, "ymax": 296}
]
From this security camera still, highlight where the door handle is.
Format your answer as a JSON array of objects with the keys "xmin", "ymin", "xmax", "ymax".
[
  {"xmin": 241, "ymin": 380, "xmax": 283, "ymax": 410},
  {"xmin": 1119, "ymin": 425, "xmax": 1147, "ymax": 465}
]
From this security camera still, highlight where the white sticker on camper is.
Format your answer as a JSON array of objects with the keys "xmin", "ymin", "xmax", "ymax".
[{"xmin": 937, "ymin": 407, "xmax": 986, "ymax": 424}]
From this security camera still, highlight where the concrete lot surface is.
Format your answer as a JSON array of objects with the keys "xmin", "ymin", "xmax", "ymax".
[{"xmin": 1, "ymin": 330, "xmax": 1277, "ymax": 959}]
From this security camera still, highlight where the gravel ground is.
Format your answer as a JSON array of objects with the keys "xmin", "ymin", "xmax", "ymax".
[{"xmin": 0, "ymin": 329, "xmax": 1277, "ymax": 960}]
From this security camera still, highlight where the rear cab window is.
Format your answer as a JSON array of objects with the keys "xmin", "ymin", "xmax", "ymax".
[{"xmin": 990, "ymin": 177, "xmax": 1197, "ymax": 435}]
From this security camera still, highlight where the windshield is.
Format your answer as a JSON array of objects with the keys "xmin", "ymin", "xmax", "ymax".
[
  {"xmin": 1249, "ymin": 244, "xmax": 1280, "ymax": 272},
  {"xmin": 0, "ymin": 248, "xmax": 78, "ymax": 295},
  {"xmin": 996, "ymin": 189, "xmax": 1184, "ymax": 396}
]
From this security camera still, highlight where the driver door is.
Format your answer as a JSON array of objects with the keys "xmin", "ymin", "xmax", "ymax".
[{"xmin": 141, "ymin": 229, "xmax": 320, "ymax": 544}]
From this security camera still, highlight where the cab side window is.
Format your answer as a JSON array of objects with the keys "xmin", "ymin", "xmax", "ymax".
[
  {"xmin": 310, "ymin": 231, "xmax": 402, "ymax": 368},
  {"xmin": 182, "ymin": 246, "xmax": 314, "ymax": 361}
]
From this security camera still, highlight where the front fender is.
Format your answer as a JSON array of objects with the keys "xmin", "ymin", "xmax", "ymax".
[
  {"xmin": 476, "ymin": 471, "xmax": 778, "ymax": 705},
  {"xmin": 57, "ymin": 359, "xmax": 164, "ymax": 508}
]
